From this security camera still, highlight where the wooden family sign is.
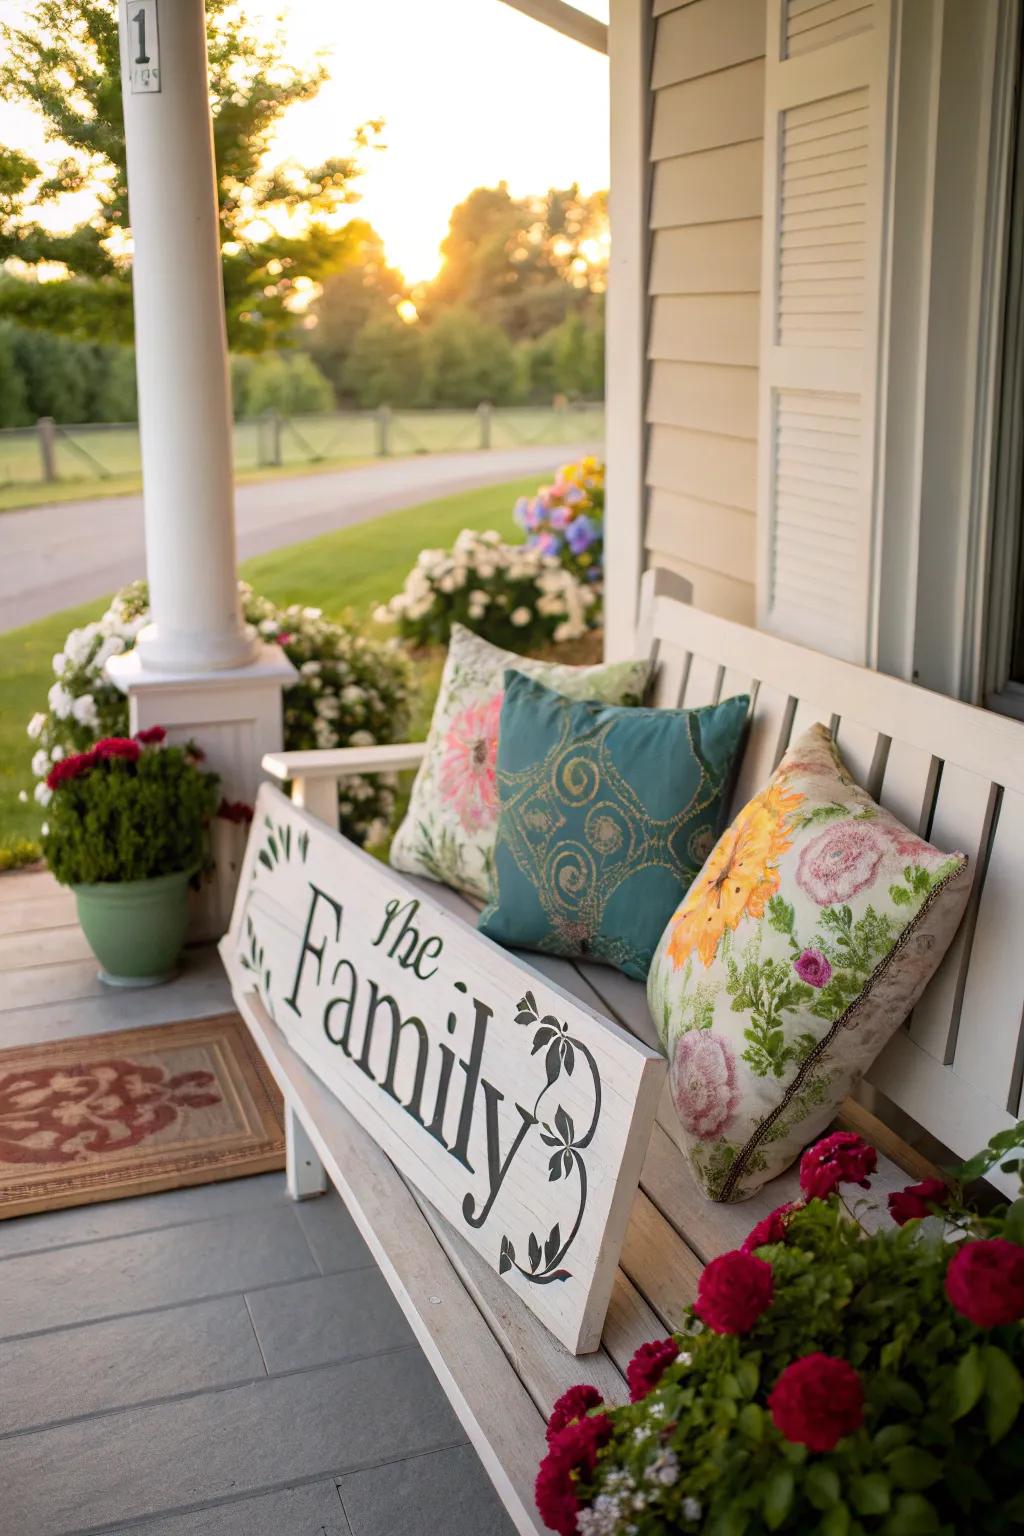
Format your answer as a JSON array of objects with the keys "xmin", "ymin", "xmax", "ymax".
[{"xmin": 222, "ymin": 784, "xmax": 666, "ymax": 1353}]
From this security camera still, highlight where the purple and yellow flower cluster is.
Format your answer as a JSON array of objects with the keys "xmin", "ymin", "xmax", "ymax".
[{"xmin": 513, "ymin": 457, "xmax": 604, "ymax": 582}]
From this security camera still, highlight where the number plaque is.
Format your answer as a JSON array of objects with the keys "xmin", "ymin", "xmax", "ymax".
[{"xmin": 125, "ymin": 0, "xmax": 160, "ymax": 94}]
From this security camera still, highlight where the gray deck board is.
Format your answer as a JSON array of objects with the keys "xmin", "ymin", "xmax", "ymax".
[
  {"xmin": 0, "ymin": 1294, "xmax": 265, "ymax": 1435},
  {"xmin": 338, "ymin": 1444, "xmax": 516, "ymax": 1536},
  {"xmin": 0, "ymin": 1170, "xmax": 287, "ymax": 1261},
  {"xmin": 245, "ymin": 1270, "xmax": 413, "ymax": 1373},
  {"xmin": 7, "ymin": 1352, "xmax": 464, "ymax": 1534},
  {"xmin": 0, "ymin": 1204, "xmax": 322, "ymax": 1338},
  {"xmin": 95, "ymin": 1480, "xmax": 351, "ymax": 1536},
  {"xmin": 0, "ymin": 875, "xmax": 507, "ymax": 1536}
]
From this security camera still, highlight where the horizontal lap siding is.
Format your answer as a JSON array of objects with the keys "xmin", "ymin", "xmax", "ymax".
[{"xmin": 643, "ymin": 0, "xmax": 765, "ymax": 624}]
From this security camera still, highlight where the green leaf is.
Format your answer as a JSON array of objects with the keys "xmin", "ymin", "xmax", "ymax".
[
  {"xmin": 882, "ymin": 1493, "xmax": 940, "ymax": 1535},
  {"xmin": 983, "ymin": 1344, "xmax": 1024, "ymax": 1442},
  {"xmin": 886, "ymin": 1448, "xmax": 943, "ymax": 1491},
  {"xmin": 1004, "ymin": 1197, "xmax": 1024, "ymax": 1245},
  {"xmin": 737, "ymin": 1357, "xmax": 760, "ymax": 1397},
  {"xmin": 950, "ymin": 1345, "xmax": 985, "ymax": 1421},
  {"xmin": 819, "ymin": 1504, "xmax": 851, "ymax": 1536},
  {"xmin": 805, "ymin": 1465, "xmax": 841, "ymax": 1510},
  {"xmin": 738, "ymin": 1403, "xmax": 764, "ymax": 1442},
  {"xmin": 851, "ymin": 1474, "xmax": 891, "ymax": 1516},
  {"xmin": 762, "ymin": 1467, "xmax": 795, "ymax": 1530},
  {"xmin": 874, "ymin": 1424, "xmax": 914, "ymax": 1454}
]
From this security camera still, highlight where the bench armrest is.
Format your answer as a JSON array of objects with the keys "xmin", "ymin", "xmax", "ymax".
[
  {"xmin": 262, "ymin": 741, "xmax": 427, "ymax": 782},
  {"xmin": 261, "ymin": 741, "xmax": 427, "ymax": 830}
]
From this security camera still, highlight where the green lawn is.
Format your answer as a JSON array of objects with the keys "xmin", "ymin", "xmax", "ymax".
[
  {"xmin": 0, "ymin": 406, "xmax": 604, "ymax": 512},
  {"xmin": 0, "ymin": 475, "xmax": 536, "ymax": 856}
]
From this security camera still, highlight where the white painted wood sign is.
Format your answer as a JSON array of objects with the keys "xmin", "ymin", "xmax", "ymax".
[{"xmin": 222, "ymin": 784, "xmax": 665, "ymax": 1353}]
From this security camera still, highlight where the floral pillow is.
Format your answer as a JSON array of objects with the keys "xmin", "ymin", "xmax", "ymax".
[
  {"xmin": 647, "ymin": 723, "xmax": 971, "ymax": 1203},
  {"xmin": 389, "ymin": 624, "xmax": 652, "ymax": 900}
]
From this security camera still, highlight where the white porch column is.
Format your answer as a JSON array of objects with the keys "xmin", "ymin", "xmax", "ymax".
[
  {"xmin": 116, "ymin": 0, "xmax": 255, "ymax": 673},
  {"xmin": 108, "ymin": 0, "xmax": 295, "ymax": 935}
]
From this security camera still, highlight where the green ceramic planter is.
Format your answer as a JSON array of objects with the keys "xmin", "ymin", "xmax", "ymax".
[{"xmin": 72, "ymin": 867, "xmax": 195, "ymax": 987}]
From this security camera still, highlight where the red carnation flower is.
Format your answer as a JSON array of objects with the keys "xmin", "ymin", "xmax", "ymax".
[
  {"xmin": 694, "ymin": 1250, "xmax": 774, "ymax": 1335},
  {"xmin": 799, "ymin": 1131, "xmax": 877, "ymax": 1201},
  {"xmin": 626, "ymin": 1337, "xmax": 678, "ymax": 1402},
  {"xmin": 94, "ymin": 737, "xmax": 141, "ymax": 763},
  {"xmin": 769, "ymin": 1354, "xmax": 864, "ymax": 1452},
  {"xmin": 945, "ymin": 1238, "xmax": 1024, "ymax": 1328},
  {"xmin": 46, "ymin": 749, "xmax": 97, "ymax": 789},
  {"xmin": 535, "ymin": 1415, "xmax": 612, "ymax": 1536},
  {"xmin": 742, "ymin": 1201, "xmax": 800, "ymax": 1253},
  {"xmin": 888, "ymin": 1177, "xmax": 949, "ymax": 1227},
  {"xmin": 546, "ymin": 1385, "xmax": 604, "ymax": 1444},
  {"xmin": 135, "ymin": 725, "xmax": 166, "ymax": 745}
]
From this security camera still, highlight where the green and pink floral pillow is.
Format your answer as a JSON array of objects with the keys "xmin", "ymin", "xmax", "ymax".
[
  {"xmin": 389, "ymin": 624, "xmax": 651, "ymax": 900},
  {"xmin": 647, "ymin": 723, "xmax": 971, "ymax": 1203}
]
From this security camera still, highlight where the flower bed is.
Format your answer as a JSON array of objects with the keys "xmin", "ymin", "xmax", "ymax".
[
  {"xmin": 27, "ymin": 581, "xmax": 410, "ymax": 847},
  {"xmin": 536, "ymin": 1127, "xmax": 1024, "ymax": 1535},
  {"xmin": 376, "ymin": 528, "xmax": 599, "ymax": 652}
]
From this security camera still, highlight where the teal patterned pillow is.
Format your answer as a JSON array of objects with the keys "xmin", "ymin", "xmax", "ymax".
[{"xmin": 477, "ymin": 672, "xmax": 749, "ymax": 980}]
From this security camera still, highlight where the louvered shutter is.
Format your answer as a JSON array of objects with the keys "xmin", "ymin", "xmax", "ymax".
[{"xmin": 756, "ymin": 0, "xmax": 896, "ymax": 663}]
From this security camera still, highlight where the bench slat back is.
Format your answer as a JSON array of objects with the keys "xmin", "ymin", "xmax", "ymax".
[{"xmin": 639, "ymin": 569, "xmax": 1024, "ymax": 1169}]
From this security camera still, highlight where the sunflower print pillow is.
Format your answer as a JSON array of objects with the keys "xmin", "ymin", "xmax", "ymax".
[
  {"xmin": 389, "ymin": 625, "xmax": 652, "ymax": 901},
  {"xmin": 647, "ymin": 724, "xmax": 971, "ymax": 1202}
]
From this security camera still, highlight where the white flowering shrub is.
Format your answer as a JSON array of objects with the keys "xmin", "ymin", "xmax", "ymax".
[
  {"xmin": 28, "ymin": 581, "xmax": 411, "ymax": 847},
  {"xmin": 376, "ymin": 529, "xmax": 600, "ymax": 653}
]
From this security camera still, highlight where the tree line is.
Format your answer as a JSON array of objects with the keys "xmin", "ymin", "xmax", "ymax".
[{"xmin": 0, "ymin": 1, "xmax": 606, "ymax": 429}]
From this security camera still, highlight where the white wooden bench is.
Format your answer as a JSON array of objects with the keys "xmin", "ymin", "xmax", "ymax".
[{"xmin": 231, "ymin": 569, "xmax": 1024, "ymax": 1535}]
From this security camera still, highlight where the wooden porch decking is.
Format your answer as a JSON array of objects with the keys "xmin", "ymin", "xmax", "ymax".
[{"xmin": 0, "ymin": 871, "xmax": 515, "ymax": 1536}]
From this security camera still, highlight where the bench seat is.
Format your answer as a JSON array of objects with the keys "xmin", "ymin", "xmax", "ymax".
[
  {"xmin": 235, "ymin": 869, "xmax": 936, "ymax": 1536},
  {"xmin": 240, "ymin": 571, "xmax": 1024, "ymax": 1533}
]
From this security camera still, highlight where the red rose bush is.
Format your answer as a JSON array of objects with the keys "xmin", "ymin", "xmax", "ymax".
[{"xmin": 536, "ymin": 1128, "xmax": 1024, "ymax": 1534}]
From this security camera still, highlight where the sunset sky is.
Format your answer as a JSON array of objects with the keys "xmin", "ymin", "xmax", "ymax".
[{"xmin": 0, "ymin": 0, "xmax": 611, "ymax": 283}]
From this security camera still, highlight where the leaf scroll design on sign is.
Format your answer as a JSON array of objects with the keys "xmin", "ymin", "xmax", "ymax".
[
  {"xmin": 498, "ymin": 990, "xmax": 602, "ymax": 1286},
  {"xmin": 256, "ymin": 813, "xmax": 309, "ymax": 874}
]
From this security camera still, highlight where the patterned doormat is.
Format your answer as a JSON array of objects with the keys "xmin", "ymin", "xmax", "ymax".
[{"xmin": 0, "ymin": 1014, "xmax": 285, "ymax": 1219}]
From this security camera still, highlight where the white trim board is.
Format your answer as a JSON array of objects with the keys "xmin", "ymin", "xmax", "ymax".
[
  {"xmin": 604, "ymin": 0, "xmax": 654, "ymax": 661},
  {"xmin": 495, "ymin": 0, "xmax": 608, "ymax": 52}
]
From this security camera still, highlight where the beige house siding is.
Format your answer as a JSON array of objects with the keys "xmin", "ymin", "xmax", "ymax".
[{"xmin": 644, "ymin": 0, "xmax": 765, "ymax": 624}]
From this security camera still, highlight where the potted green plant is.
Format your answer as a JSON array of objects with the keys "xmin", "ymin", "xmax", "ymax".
[
  {"xmin": 42, "ymin": 727, "xmax": 219, "ymax": 986},
  {"xmin": 536, "ymin": 1127, "xmax": 1024, "ymax": 1536}
]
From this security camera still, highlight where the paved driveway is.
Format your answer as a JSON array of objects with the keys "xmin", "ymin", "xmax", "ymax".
[{"xmin": 0, "ymin": 443, "xmax": 596, "ymax": 630}]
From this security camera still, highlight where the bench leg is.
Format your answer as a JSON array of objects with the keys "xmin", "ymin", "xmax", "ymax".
[{"xmin": 285, "ymin": 1103, "xmax": 327, "ymax": 1200}]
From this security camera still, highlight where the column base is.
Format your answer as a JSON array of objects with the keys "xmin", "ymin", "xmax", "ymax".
[
  {"xmin": 134, "ymin": 620, "xmax": 260, "ymax": 675},
  {"xmin": 106, "ymin": 645, "xmax": 296, "ymax": 936}
]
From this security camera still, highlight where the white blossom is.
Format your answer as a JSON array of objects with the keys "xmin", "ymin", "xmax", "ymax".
[
  {"xmin": 349, "ymin": 730, "xmax": 376, "ymax": 747},
  {"xmin": 34, "ymin": 782, "xmax": 52, "ymax": 807},
  {"xmin": 71, "ymin": 694, "xmax": 100, "ymax": 729},
  {"xmin": 47, "ymin": 684, "xmax": 73, "ymax": 720},
  {"xmin": 52, "ymin": 652, "xmax": 67, "ymax": 675},
  {"xmin": 646, "ymin": 1451, "xmax": 680, "ymax": 1488},
  {"xmin": 300, "ymin": 660, "xmax": 322, "ymax": 677},
  {"xmin": 94, "ymin": 635, "xmax": 125, "ymax": 667},
  {"xmin": 682, "ymin": 1496, "xmax": 702, "ymax": 1521},
  {"xmin": 27, "ymin": 712, "xmax": 46, "ymax": 740},
  {"xmin": 17, "ymin": 790, "xmax": 28, "ymax": 803},
  {"xmin": 31, "ymin": 750, "xmax": 49, "ymax": 778},
  {"xmin": 511, "ymin": 607, "xmax": 532, "ymax": 628}
]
